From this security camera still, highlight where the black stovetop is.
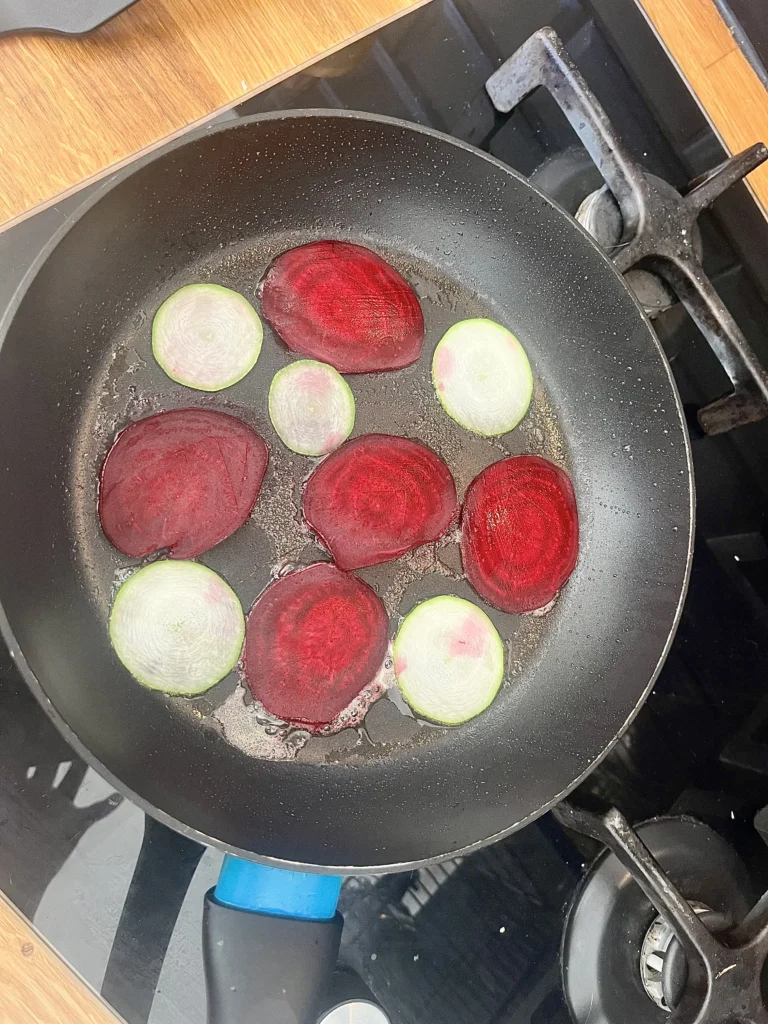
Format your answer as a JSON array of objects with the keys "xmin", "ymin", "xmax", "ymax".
[{"xmin": 3, "ymin": 2, "xmax": 768, "ymax": 1022}]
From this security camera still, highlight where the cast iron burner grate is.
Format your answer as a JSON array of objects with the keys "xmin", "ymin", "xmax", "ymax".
[
  {"xmin": 560, "ymin": 803, "xmax": 768, "ymax": 1024},
  {"xmin": 486, "ymin": 27, "xmax": 768, "ymax": 435}
]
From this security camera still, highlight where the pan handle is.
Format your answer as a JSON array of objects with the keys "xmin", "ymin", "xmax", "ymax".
[{"xmin": 203, "ymin": 857, "xmax": 343, "ymax": 1024}]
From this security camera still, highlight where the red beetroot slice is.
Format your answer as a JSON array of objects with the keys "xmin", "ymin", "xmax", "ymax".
[
  {"xmin": 260, "ymin": 241, "xmax": 424, "ymax": 373},
  {"xmin": 243, "ymin": 563, "xmax": 389, "ymax": 728},
  {"xmin": 99, "ymin": 408, "xmax": 268, "ymax": 559},
  {"xmin": 461, "ymin": 455, "xmax": 579, "ymax": 614},
  {"xmin": 303, "ymin": 434, "xmax": 458, "ymax": 570}
]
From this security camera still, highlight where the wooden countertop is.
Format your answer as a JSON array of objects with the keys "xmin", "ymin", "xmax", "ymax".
[
  {"xmin": 0, "ymin": 894, "xmax": 121, "ymax": 1024},
  {"xmin": 0, "ymin": 0, "xmax": 429, "ymax": 231},
  {"xmin": 0, "ymin": 0, "xmax": 765, "ymax": 231},
  {"xmin": 637, "ymin": 0, "xmax": 768, "ymax": 217}
]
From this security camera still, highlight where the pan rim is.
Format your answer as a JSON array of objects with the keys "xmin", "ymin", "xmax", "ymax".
[{"xmin": 0, "ymin": 108, "xmax": 695, "ymax": 873}]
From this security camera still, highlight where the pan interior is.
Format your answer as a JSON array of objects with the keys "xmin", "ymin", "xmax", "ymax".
[
  {"xmin": 0, "ymin": 114, "xmax": 692, "ymax": 869},
  {"xmin": 76, "ymin": 235, "xmax": 567, "ymax": 766}
]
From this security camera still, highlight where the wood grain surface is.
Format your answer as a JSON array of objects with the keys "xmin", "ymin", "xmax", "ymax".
[
  {"xmin": 0, "ymin": 894, "xmax": 120, "ymax": 1024},
  {"xmin": 637, "ymin": 0, "xmax": 768, "ymax": 217},
  {"xmin": 0, "ymin": 0, "xmax": 429, "ymax": 231}
]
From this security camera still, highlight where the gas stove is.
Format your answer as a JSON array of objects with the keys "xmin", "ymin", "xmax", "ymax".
[{"xmin": 3, "ymin": 1, "xmax": 768, "ymax": 1022}]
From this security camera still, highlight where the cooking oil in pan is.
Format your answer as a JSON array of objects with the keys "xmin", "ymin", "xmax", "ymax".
[{"xmin": 74, "ymin": 234, "xmax": 568, "ymax": 765}]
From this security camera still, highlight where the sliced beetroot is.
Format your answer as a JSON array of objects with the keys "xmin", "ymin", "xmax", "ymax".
[
  {"xmin": 99, "ymin": 408, "xmax": 268, "ymax": 559},
  {"xmin": 461, "ymin": 455, "xmax": 579, "ymax": 614},
  {"xmin": 243, "ymin": 563, "xmax": 389, "ymax": 728},
  {"xmin": 302, "ymin": 433, "xmax": 458, "ymax": 570},
  {"xmin": 260, "ymin": 241, "xmax": 424, "ymax": 373}
]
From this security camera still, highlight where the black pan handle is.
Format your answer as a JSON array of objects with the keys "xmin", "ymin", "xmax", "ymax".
[
  {"xmin": 0, "ymin": 0, "xmax": 136, "ymax": 35},
  {"xmin": 203, "ymin": 857, "xmax": 343, "ymax": 1024}
]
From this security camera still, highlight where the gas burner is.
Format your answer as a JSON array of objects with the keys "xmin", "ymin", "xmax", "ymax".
[
  {"xmin": 487, "ymin": 27, "xmax": 768, "ymax": 435},
  {"xmin": 529, "ymin": 150, "xmax": 679, "ymax": 318},
  {"xmin": 641, "ymin": 902, "xmax": 714, "ymax": 1011},
  {"xmin": 558, "ymin": 804, "xmax": 768, "ymax": 1024},
  {"xmin": 575, "ymin": 182, "xmax": 681, "ymax": 318}
]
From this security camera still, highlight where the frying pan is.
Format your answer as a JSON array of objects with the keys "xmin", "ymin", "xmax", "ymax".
[{"xmin": 0, "ymin": 111, "xmax": 693, "ymax": 1020}]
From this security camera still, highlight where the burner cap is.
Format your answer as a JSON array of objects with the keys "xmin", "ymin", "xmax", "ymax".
[
  {"xmin": 562, "ymin": 817, "xmax": 753, "ymax": 1024},
  {"xmin": 527, "ymin": 149, "xmax": 692, "ymax": 319},
  {"xmin": 574, "ymin": 183, "xmax": 689, "ymax": 319}
]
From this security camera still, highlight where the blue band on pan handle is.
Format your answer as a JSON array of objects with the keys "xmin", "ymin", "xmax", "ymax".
[{"xmin": 214, "ymin": 855, "xmax": 342, "ymax": 921}]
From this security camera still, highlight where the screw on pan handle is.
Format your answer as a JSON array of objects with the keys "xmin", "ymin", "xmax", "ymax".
[
  {"xmin": 555, "ymin": 802, "xmax": 768, "ymax": 1024},
  {"xmin": 486, "ymin": 27, "xmax": 768, "ymax": 435}
]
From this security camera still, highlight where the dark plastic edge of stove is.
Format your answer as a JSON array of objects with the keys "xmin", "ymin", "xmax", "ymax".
[{"xmin": 711, "ymin": 0, "xmax": 768, "ymax": 91}]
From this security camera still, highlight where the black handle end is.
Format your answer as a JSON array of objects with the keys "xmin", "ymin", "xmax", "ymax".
[{"xmin": 203, "ymin": 889, "xmax": 342, "ymax": 1024}]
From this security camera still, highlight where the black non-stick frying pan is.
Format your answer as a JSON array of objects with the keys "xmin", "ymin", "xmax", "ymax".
[{"xmin": 0, "ymin": 110, "xmax": 693, "ymax": 1015}]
